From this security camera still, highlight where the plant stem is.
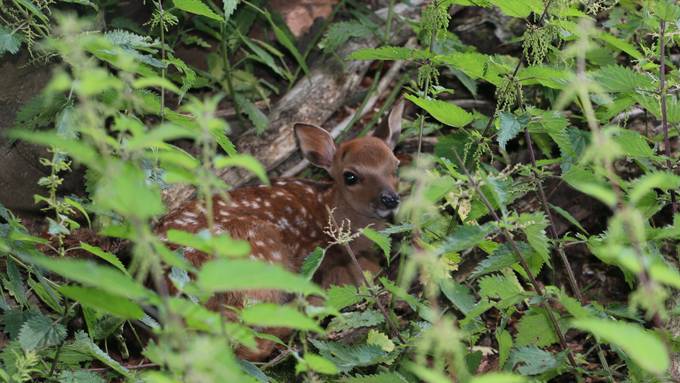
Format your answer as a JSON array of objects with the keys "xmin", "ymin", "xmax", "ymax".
[
  {"xmin": 451, "ymin": 149, "xmax": 578, "ymax": 369},
  {"xmin": 329, "ymin": 216, "xmax": 405, "ymax": 343},
  {"xmin": 659, "ymin": 19, "xmax": 676, "ymax": 214},
  {"xmin": 157, "ymin": 0, "xmax": 166, "ymax": 122}
]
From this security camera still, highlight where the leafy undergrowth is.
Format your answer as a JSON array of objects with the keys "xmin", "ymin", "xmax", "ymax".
[{"xmin": 1, "ymin": 0, "xmax": 680, "ymax": 382}]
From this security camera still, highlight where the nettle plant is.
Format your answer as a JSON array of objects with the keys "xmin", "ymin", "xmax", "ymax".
[{"xmin": 0, "ymin": 0, "xmax": 679, "ymax": 382}]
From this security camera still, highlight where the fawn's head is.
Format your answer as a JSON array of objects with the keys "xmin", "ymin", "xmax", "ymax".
[{"xmin": 294, "ymin": 100, "xmax": 404, "ymax": 220}]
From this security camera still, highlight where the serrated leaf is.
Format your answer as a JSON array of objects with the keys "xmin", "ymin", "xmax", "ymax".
[
  {"xmin": 58, "ymin": 370, "xmax": 106, "ymax": 383},
  {"xmin": 241, "ymin": 303, "xmax": 323, "ymax": 333},
  {"xmin": 478, "ymin": 274, "xmax": 523, "ymax": 308},
  {"xmin": 322, "ymin": 21, "xmax": 374, "ymax": 53},
  {"xmin": 197, "ymin": 259, "xmax": 323, "ymax": 296},
  {"xmin": 71, "ymin": 331, "xmax": 130, "ymax": 377},
  {"xmin": 613, "ymin": 129, "xmax": 653, "ymax": 158},
  {"xmin": 592, "ymin": 65, "xmax": 654, "ymax": 93},
  {"xmin": 515, "ymin": 309, "xmax": 559, "ymax": 347},
  {"xmin": 349, "ymin": 46, "xmax": 432, "ymax": 61},
  {"xmin": 597, "ymin": 32, "xmax": 643, "ymax": 60},
  {"xmin": 562, "ymin": 166, "xmax": 616, "ymax": 207},
  {"xmin": 223, "ymin": 0, "xmax": 238, "ymax": 21},
  {"xmin": 571, "ymin": 318, "xmax": 669, "ymax": 374},
  {"xmin": 173, "ymin": 0, "xmax": 223, "ymax": 21},
  {"xmin": 310, "ymin": 339, "xmax": 389, "ymax": 372},
  {"xmin": 439, "ymin": 279, "xmax": 477, "ymax": 315},
  {"xmin": 327, "ymin": 310, "xmax": 384, "ymax": 333},
  {"xmin": 0, "ymin": 25, "xmax": 21, "ymax": 56},
  {"xmin": 549, "ymin": 204, "xmax": 587, "ymax": 234},
  {"xmin": 489, "ymin": 0, "xmax": 543, "ymax": 17},
  {"xmin": 439, "ymin": 223, "xmax": 494, "ymax": 255},
  {"xmin": 234, "ymin": 94, "xmax": 268, "ymax": 134},
  {"xmin": 79, "ymin": 243, "xmax": 128, "ymax": 275},
  {"xmin": 300, "ymin": 353, "xmax": 338, "ymax": 375},
  {"xmin": 471, "ymin": 242, "xmax": 532, "ymax": 278},
  {"xmin": 519, "ymin": 213, "xmax": 550, "ymax": 263},
  {"xmin": 497, "ymin": 329, "xmax": 512, "ymax": 369},
  {"xmin": 629, "ymin": 172, "xmax": 680, "ymax": 205},
  {"xmin": 496, "ymin": 112, "xmax": 526, "ymax": 151},
  {"xmin": 362, "ymin": 228, "xmax": 390, "ymax": 263},
  {"xmin": 367, "ymin": 329, "xmax": 394, "ymax": 352},
  {"xmin": 5, "ymin": 260, "xmax": 28, "ymax": 306},
  {"xmin": 18, "ymin": 315, "xmax": 67, "ymax": 351},
  {"xmin": 405, "ymin": 94, "xmax": 473, "ymax": 128},
  {"xmin": 327, "ymin": 285, "xmax": 361, "ymax": 310},
  {"xmin": 301, "ymin": 247, "xmax": 326, "ymax": 280},
  {"xmin": 507, "ymin": 346, "xmax": 558, "ymax": 375}
]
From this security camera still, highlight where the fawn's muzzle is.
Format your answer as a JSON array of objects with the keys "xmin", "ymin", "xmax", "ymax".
[{"xmin": 379, "ymin": 191, "xmax": 400, "ymax": 210}]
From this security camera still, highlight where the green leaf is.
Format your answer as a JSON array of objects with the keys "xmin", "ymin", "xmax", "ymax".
[
  {"xmin": 613, "ymin": 129, "xmax": 653, "ymax": 158},
  {"xmin": 440, "ymin": 224, "xmax": 494, "ymax": 254},
  {"xmin": 439, "ymin": 279, "xmax": 476, "ymax": 315},
  {"xmin": 327, "ymin": 310, "xmax": 384, "ymax": 333},
  {"xmin": 266, "ymin": 13, "xmax": 309, "ymax": 75},
  {"xmin": 515, "ymin": 309, "xmax": 559, "ymax": 347},
  {"xmin": 59, "ymin": 285, "xmax": 145, "ymax": 319},
  {"xmin": 362, "ymin": 228, "xmax": 391, "ymax": 263},
  {"xmin": 326, "ymin": 285, "xmax": 361, "ymax": 310},
  {"xmin": 597, "ymin": 32, "xmax": 643, "ymax": 60},
  {"xmin": 519, "ymin": 66, "xmax": 572, "ymax": 89},
  {"xmin": 300, "ymin": 247, "xmax": 326, "ymax": 280},
  {"xmin": 435, "ymin": 52, "xmax": 513, "ymax": 86},
  {"xmin": 167, "ymin": 229, "xmax": 251, "ymax": 258},
  {"xmin": 310, "ymin": 339, "xmax": 389, "ymax": 372},
  {"xmin": 349, "ymin": 46, "xmax": 432, "ymax": 61},
  {"xmin": 234, "ymin": 94, "xmax": 269, "ymax": 134},
  {"xmin": 471, "ymin": 242, "xmax": 532, "ymax": 278},
  {"xmin": 223, "ymin": 0, "xmax": 238, "ymax": 21},
  {"xmin": 29, "ymin": 255, "xmax": 155, "ymax": 301},
  {"xmin": 366, "ymin": 329, "xmax": 394, "ymax": 352},
  {"xmin": 470, "ymin": 373, "xmax": 526, "ymax": 383},
  {"xmin": 629, "ymin": 172, "xmax": 680, "ymax": 205},
  {"xmin": 496, "ymin": 329, "xmax": 513, "ymax": 369},
  {"xmin": 241, "ymin": 303, "xmax": 323, "ymax": 333},
  {"xmin": 496, "ymin": 112, "xmax": 526, "ymax": 151},
  {"xmin": 0, "ymin": 26, "xmax": 21, "ymax": 56},
  {"xmin": 58, "ymin": 370, "xmax": 106, "ymax": 383},
  {"xmin": 173, "ymin": 0, "xmax": 223, "ymax": 21},
  {"xmin": 507, "ymin": 346, "xmax": 558, "ymax": 375},
  {"xmin": 321, "ymin": 21, "xmax": 374, "ymax": 53},
  {"xmin": 71, "ymin": 331, "xmax": 130, "ymax": 377},
  {"xmin": 519, "ymin": 213, "xmax": 550, "ymax": 263},
  {"xmin": 214, "ymin": 154, "xmax": 269, "ymax": 184},
  {"xmin": 573, "ymin": 318, "xmax": 670, "ymax": 374},
  {"xmin": 489, "ymin": 0, "xmax": 543, "ymax": 17},
  {"xmin": 563, "ymin": 166, "xmax": 617, "ymax": 207},
  {"xmin": 18, "ymin": 315, "xmax": 67, "ymax": 351},
  {"xmin": 197, "ymin": 259, "xmax": 323, "ymax": 296},
  {"xmin": 79, "ymin": 243, "xmax": 128, "ymax": 275},
  {"xmin": 549, "ymin": 204, "xmax": 587, "ymax": 234},
  {"xmin": 405, "ymin": 94, "xmax": 473, "ymax": 128},
  {"xmin": 592, "ymin": 65, "xmax": 654, "ymax": 93},
  {"xmin": 340, "ymin": 372, "xmax": 408, "ymax": 383},
  {"xmin": 301, "ymin": 353, "xmax": 338, "ymax": 375},
  {"xmin": 478, "ymin": 273, "xmax": 524, "ymax": 309}
]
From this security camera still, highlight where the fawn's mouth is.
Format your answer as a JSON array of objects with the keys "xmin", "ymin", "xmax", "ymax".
[{"xmin": 375, "ymin": 208, "xmax": 398, "ymax": 220}]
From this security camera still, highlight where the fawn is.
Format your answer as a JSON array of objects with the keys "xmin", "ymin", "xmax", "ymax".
[{"xmin": 156, "ymin": 100, "xmax": 404, "ymax": 360}]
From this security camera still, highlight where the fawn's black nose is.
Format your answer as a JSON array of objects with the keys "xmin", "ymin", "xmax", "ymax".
[{"xmin": 380, "ymin": 191, "xmax": 400, "ymax": 209}]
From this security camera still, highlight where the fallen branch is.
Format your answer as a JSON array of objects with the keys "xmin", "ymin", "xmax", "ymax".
[{"xmin": 162, "ymin": 1, "xmax": 425, "ymax": 212}]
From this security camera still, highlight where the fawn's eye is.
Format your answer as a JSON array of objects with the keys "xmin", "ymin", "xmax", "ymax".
[{"xmin": 343, "ymin": 171, "xmax": 359, "ymax": 186}]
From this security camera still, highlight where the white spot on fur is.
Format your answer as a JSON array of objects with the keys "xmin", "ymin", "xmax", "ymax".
[
  {"xmin": 264, "ymin": 200, "xmax": 271, "ymax": 208},
  {"xmin": 271, "ymin": 251, "xmax": 282, "ymax": 260},
  {"xmin": 254, "ymin": 240, "xmax": 265, "ymax": 247}
]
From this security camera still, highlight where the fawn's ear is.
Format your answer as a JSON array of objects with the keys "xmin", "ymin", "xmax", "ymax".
[
  {"xmin": 294, "ymin": 123, "xmax": 336, "ymax": 171},
  {"xmin": 373, "ymin": 98, "xmax": 404, "ymax": 150}
]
